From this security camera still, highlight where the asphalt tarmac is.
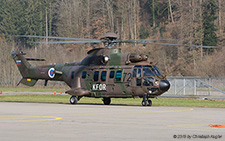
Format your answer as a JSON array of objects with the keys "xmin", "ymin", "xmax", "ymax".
[{"xmin": 0, "ymin": 102, "xmax": 224, "ymax": 141}]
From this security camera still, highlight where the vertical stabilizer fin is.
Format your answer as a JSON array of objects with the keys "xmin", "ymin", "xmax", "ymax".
[{"xmin": 11, "ymin": 50, "xmax": 32, "ymax": 78}]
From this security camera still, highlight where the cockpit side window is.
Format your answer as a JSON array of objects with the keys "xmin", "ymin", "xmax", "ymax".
[
  {"xmin": 136, "ymin": 78, "xmax": 142, "ymax": 86},
  {"xmin": 133, "ymin": 67, "xmax": 142, "ymax": 86},
  {"xmin": 133, "ymin": 69, "xmax": 137, "ymax": 77},
  {"xmin": 143, "ymin": 77, "xmax": 154, "ymax": 86},
  {"xmin": 137, "ymin": 69, "xmax": 141, "ymax": 77},
  {"xmin": 133, "ymin": 68, "xmax": 142, "ymax": 78}
]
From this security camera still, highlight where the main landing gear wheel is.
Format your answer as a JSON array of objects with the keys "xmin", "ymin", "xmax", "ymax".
[
  {"xmin": 102, "ymin": 97, "xmax": 111, "ymax": 105},
  {"xmin": 70, "ymin": 96, "xmax": 78, "ymax": 104},
  {"xmin": 147, "ymin": 100, "xmax": 152, "ymax": 106},
  {"xmin": 142, "ymin": 100, "xmax": 152, "ymax": 106},
  {"xmin": 142, "ymin": 94, "xmax": 152, "ymax": 106}
]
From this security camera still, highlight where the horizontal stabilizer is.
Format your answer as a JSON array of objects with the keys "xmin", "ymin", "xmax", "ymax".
[
  {"xmin": 17, "ymin": 78, "xmax": 38, "ymax": 86},
  {"xmin": 55, "ymin": 70, "xmax": 63, "ymax": 75},
  {"xmin": 65, "ymin": 88, "xmax": 90, "ymax": 96},
  {"xmin": 26, "ymin": 58, "xmax": 45, "ymax": 61}
]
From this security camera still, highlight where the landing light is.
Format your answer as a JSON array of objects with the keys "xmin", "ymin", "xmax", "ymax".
[
  {"xmin": 154, "ymin": 81, "xmax": 159, "ymax": 86},
  {"xmin": 102, "ymin": 55, "xmax": 110, "ymax": 64}
]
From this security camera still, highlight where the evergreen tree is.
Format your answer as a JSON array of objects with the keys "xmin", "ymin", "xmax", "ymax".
[
  {"xmin": 139, "ymin": 24, "xmax": 149, "ymax": 39},
  {"xmin": 0, "ymin": 0, "xmax": 20, "ymax": 40},
  {"xmin": 145, "ymin": 0, "xmax": 170, "ymax": 27},
  {"xmin": 0, "ymin": 0, "xmax": 56, "ymax": 47},
  {"xmin": 202, "ymin": 0, "xmax": 218, "ymax": 46}
]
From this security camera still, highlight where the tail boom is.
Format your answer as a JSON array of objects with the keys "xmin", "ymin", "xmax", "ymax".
[{"xmin": 12, "ymin": 50, "xmax": 63, "ymax": 86}]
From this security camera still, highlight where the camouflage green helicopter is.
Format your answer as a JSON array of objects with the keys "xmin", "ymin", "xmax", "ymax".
[{"xmin": 12, "ymin": 32, "xmax": 218, "ymax": 106}]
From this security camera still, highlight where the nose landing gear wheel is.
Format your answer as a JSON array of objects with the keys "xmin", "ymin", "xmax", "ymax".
[
  {"xmin": 70, "ymin": 96, "xmax": 78, "ymax": 104},
  {"xmin": 142, "ymin": 100, "xmax": 147, "ymax": 106},
  {"xmin": 142, "ymin": 94, "xmax": 152, "ymax": 106}
]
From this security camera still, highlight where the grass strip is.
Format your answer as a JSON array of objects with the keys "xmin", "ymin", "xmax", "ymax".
[
  {"xmin": 0, "ymin": 87, "xmax": 65, "ymax": 93},
  {"xmin": 0, "ymin": 94, "xmax": 225, "ymax": 108}
]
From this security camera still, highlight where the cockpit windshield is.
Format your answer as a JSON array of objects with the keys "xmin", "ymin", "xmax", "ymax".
[
  {"xmin": 143, "ymin": 66, "xmax": 155, "ymax": 77},
  {"xmin": 133, "ymin": 65, "xmax": 163, "ymax": 87},
  {"xmin": 152, "ymin": 66, "xmax": 162, "ymax": 76},
  {"xmin": 134, "ymin": 65, "xmax": 162, "ymax": 78}
]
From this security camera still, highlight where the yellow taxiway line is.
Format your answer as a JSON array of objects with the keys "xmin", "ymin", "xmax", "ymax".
[
  {"xmin": 54, "ymin": 108, "xmax": 194, "ymax": 117},
  {"xmin": 0, "ymin": 108, "xmax": 193, "ymax": 123},
  {"xmin": 0, "ymin": 116, "xmax": 62, "ymax": 123}
]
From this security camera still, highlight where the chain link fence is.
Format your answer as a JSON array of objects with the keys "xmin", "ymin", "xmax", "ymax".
[
  {"xmin": 163, "ymin": 77, "xmax": 225, "ymax": 99},
  {"xmin": 1, "ymin": 75, "xmax": 225, "ymax": 99}
]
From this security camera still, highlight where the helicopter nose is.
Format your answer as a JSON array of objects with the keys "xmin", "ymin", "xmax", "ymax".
[{"xmin": 159, "ymin": 80, "xmax": 170, "ymax": 92}]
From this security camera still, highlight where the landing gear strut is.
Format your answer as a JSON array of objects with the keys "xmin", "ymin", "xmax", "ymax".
[
  {"xmin": 142, "ymin": 94, "xmax": 152, "ymax": 106},
  {"xmin": 70, "ymin": 96, "xmax": 82, "ymax": 104},
  {"xmin": 102, "ymin": 97, "xmax": 111, "ymax": 105}
]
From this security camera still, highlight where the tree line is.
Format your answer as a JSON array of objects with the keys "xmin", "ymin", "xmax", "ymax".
[{"xmin": 0, "ymin": 0, "xmax": 225, "ymax": 86}]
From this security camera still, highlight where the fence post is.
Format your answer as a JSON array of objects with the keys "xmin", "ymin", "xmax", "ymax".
[
  {"xmin": 183, "ymin": 78, "xmax": 186, "ymax": 95},
  {"xmin": 194, "ymin": 79, "xmax": 196, "ymax": 95},
  {"xmin": 174, "ymin": 78, "xmax": 177, "ymax": 95}
]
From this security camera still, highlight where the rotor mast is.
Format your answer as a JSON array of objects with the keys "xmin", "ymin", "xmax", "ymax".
[{"xmin": 100, "ymin": 32, "xmax": 119, "ymax": 48}]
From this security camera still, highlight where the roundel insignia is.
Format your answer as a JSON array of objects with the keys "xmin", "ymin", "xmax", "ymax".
[{"xmin": 48, "ymin": 68, "xmax": 55, "ymax": 78}]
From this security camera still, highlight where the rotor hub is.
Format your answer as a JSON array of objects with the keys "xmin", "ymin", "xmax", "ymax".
[
  {"xmin": 100, "ymin": 32, "xmax": 119, "ymax": 40},
  {"xmin": 100, "ymin": 32, "xmax": 119, "ymax": 48}
]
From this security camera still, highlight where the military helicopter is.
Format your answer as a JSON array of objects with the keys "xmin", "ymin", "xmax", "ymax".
[{"xmin": 12, "ymin": 32, "xmax": 218, "ymax": 106}]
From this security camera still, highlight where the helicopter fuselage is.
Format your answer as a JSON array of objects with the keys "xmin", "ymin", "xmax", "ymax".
[
  {"xmin": 13, "ymin": 31, "xmax": 217, "ymax": 106},
  {"xmin": 12, "ymin": 47, "xmax": 170, "ymax": 106}
]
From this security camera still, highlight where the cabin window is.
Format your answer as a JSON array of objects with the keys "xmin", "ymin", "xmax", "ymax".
[
  {"xmin": 115, "ymin": 70, "xmax": 122, "ymax": 81},
  {"xmin": 71, "ymin": 71, "xmax": 75, "ymax": 79},
  {"xmin": 101, "ymin": 71, "xmax": 107, "ymax": 81},
  {"xmin": 82, "ymin": 71, "xmax": 87, "ymax": 79},
  {"xmin": 93, "ymin": 71, "xmax": 99, "ymax": 81},
  {"xmin": 109, "ymin": 71, "xmax": 115, "ymax": 78}
]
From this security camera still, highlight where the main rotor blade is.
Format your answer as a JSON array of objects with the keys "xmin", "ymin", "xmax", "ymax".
[
  {"xmin": 17, "ymin": 35, "xmax": 98, "ymax": 41},
  {"xmin": 35, "ymin": 40, "xmax": 102, "ymax": 44},
  {"xmin": 128, "ymin": 41, "xmax": 218, "ymax": 49},
  {"xmin": 125, "ymin": 39, "xmax": 178, "ymax": 42},
  {"xmin": 115, "ymin": 39, "xmax": 178, "ymax": 43}
]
